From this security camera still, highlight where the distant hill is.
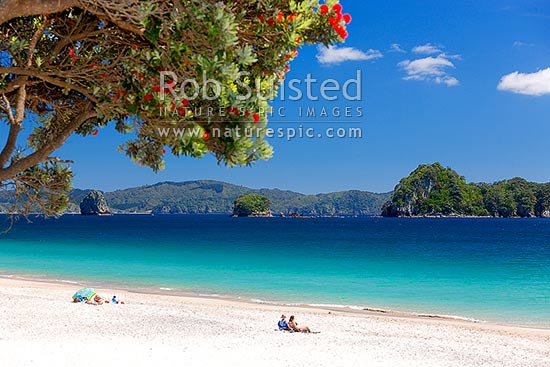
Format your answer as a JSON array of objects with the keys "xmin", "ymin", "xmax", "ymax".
[
  {"xmin": 70, "ymin": 180, "xmax": 389, "ymax": 215},
  {"xmin": 0, "ymin": 181, "xmax": 388, "ymax": 215}
]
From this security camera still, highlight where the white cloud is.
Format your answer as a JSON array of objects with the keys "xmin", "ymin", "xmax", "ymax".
[
  {"xmin": 389, "ymin": 43, "xmax": 406, "ymax": 53},
  {"xmin": 497, "ymin": 68, "xmax": 550, "ymax": 96},
  {"xmin": 316, "ymin": 46, "xmax": 383, "ymax": 65},
  {"xmin": 398, "ymin": 54, "xmax": 459, "ymax": 87},
  {"xmin": 412, "ymin": 43, "xmax": 443, "ymax": 55},
  {"xmin": 513, "ymin": 41, "xmax": 535, "ymax": 47}
]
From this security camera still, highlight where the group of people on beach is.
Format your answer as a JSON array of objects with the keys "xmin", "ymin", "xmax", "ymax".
[
  {"xmin": 277, "ymin": 314, "xmax": 311, "ymax": 333},
  {"xmin": 85, "ymin": 295, "xmax": 122, "ymax": 305}
]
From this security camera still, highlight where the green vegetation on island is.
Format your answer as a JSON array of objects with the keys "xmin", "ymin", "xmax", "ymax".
[
  {"xmin": 382, "ymin": 163, "xmax": 550, "ymax": 218},
  {"xmin": 233, "ymin": 194, "xmax": 272, "ymax": 217}
]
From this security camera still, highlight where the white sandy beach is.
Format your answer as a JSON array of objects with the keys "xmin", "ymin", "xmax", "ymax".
[{"xmin": 0, "ymin": 278, "xmax": 548, "ymax": 367}]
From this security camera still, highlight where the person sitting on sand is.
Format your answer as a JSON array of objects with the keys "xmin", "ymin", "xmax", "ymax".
[
  {"xmin": 278, "ymin": 314, "xmax": 290, "ymax": 331},
  {"xmin": 288, "ymin": 315, "xmax": 311, "ymax": 333}
]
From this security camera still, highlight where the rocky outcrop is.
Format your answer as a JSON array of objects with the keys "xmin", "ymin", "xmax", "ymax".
[
  {"xmin": 80, "ymin": 190, "xmax": 111, "ymax": 215},
  {"xmin": 382, "ymin": 163, "xmax": 488, "ymax": 217}
]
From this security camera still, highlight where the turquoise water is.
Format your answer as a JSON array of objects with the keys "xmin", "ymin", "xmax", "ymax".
[{"xmin": 0, "ymin": 215, "xmax": 549, "ymax": 326}]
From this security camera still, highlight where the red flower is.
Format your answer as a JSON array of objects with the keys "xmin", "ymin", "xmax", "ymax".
[
  {"xmin": 257, "ymin": 15, "xmax": 265, "ymax": 23},
  {"xmin": 143, "ymin": 94, "xmax": 154, "ymax": 102},
  {"xmin": 319, "ymin": 5, "xmax": 329, "ymax": 14},
  {"xmin": 68, "ymin": 48, "xmax": 77, "ymax": 62},
  {"xmin": 285, "ymin": 65, "xmax": 290, "ymax": 72},
  {"xmin": 333, "ymin": 4, "xmax": 343, "ymax": 14},
  {"xmin": 92, "ymin": 129, "xmax": 99, "ymax": 136},
  {"xmin": 162, "ymin": 148, "xmax": 167, "ymax": 155},
  {"xmin": 267, "ymin": 17, "xmax": 275, "ymax": 26},
  {"xmin": 152, "ymin": 86, "xmax": 161, "ymax": 93},
  {"xmin": 253, "ymin": 113, "xmax": 260, "ymax": 123},
  {"xmin": 245, "ymin": 110, "xmax": 251, "ymax": 117},
  {"xmin": 339, "ymin": 29, "xmax": 349, "ymax": 39},
  {"xmin": 277, "ymin": 12, "xmax": 284, "ymax": 22},
  {"xmin": 182, "ymin": 99, "xmax": 189, "ymax": 107},
  {"xmin": 170, "ymin": 101, "xmax": 176, "ymax": 111},
  {"xmin": 293, "ymin": 49, "xmax": 299, "ymax": 57},
  {"xmin": 343, "ymin": 13, "xmax": 352, "ymax": 24},
  {"xmin": 328, "ymin": 17, "xmax": 336, "ymax": 26},
  {"xmin": 131, "ymin": 44, "xmax": 139, "ymax": 50},
  {"xmin": 295, "ymin": 37, "xmax": 302, "ymax": 44},
  {"xmin": 177, "ymin": 107, "xmax": 186, "ymax": 115},
  {"xmin": 203, "ymin": 132, "xmax": 211, "ymax": 141},
  {"xmin": 233, "ymin": 108, "xmax": 240, "ymax": 117}
]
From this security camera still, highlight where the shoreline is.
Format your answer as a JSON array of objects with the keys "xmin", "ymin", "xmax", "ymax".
[
  {"xmin": 1, "ymin": 273, "xmax": 548, "ymax": 333},
  {"xmin": 2, "ymin": 276, "xmax": 549, "ymax": 366}
]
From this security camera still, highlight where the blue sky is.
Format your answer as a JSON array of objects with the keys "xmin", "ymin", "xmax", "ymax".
[{"xmin": 43, "ymin": 1, "xmax": 550, "ymax": 193}]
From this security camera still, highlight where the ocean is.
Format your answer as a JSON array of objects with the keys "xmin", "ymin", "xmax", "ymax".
[{"xmin": 0, "ymin": 215, "xmax": 549, "ymax": 326}]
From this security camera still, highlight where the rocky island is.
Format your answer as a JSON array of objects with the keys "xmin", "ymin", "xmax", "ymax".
[
  {"xmin": 80, "ymin": 190, "xmax": 111, "ymax": 216},
  {"xmin": 382, "ymin": 163, "xmax": 550, "ymax": 218}
]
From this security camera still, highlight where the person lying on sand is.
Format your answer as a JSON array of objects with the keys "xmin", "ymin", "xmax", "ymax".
[
  {"xmin": 278, "ymin": 314, "xmax": 291, "ymax": 331},
  {"xmin": 288, "ymin": 315, "xmax": 311, "ymax": 333},
  {"xmin": 86, "ymin": 295, "xmax": 107, "ymax": 306}
]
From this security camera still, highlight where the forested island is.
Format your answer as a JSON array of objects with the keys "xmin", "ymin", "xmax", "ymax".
[
  {"xmin": 232, "ymin": 194, "xmax": 273, "ymax": 217},
  {"xmin": 382, "ymin": 163, "xmax": 550, "ymax": 218}
]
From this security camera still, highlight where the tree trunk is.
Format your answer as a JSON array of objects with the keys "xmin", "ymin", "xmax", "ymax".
[{"xmin": 0, "ymin": 0, "xmax": 78, "ymax": 26}]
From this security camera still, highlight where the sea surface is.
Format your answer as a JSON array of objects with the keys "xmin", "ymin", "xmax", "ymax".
[{"xmin": 0, "ymin": 215, "xmax": 549, "ymax": 326}]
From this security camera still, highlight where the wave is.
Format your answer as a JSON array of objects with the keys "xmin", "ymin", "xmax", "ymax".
[
  {"xmin": 57, "ymin": 279, "xmax": 80, "ymax": 285},
  {"xmin": 247, "ymin": 298, "xmax": 484, "ymax": 323}
]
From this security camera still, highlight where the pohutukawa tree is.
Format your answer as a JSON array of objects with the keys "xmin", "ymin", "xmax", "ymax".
[{"xmin": 0, "ymin": 0, "xmax": 351, "ymax": 215}]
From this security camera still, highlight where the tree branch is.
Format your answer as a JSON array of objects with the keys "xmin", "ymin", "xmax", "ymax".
[
  {"xmin": 0, "ymin": 76, "xmax": 28, "ymax": 95},
  {"xmin": 0, "ymin": 0, "xmax": 145, "ymax": 36},
  {"xmin": 46, "ymin": 157, "xmax": 74, "ymax": 163},
  {"xmin": 0, "ymin": 109, "xmax": 96, "ymax": 181},
  {"xmin": 0, "ymin": 67, "xmax": 98, "ymax": 104},
  {"xmin": 0, "ymin": 95, "xmax": 21, "ymax": 168},
  {"xmin": 0, "ymin": 0, "xmax": 79, "ymax": 26}
]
